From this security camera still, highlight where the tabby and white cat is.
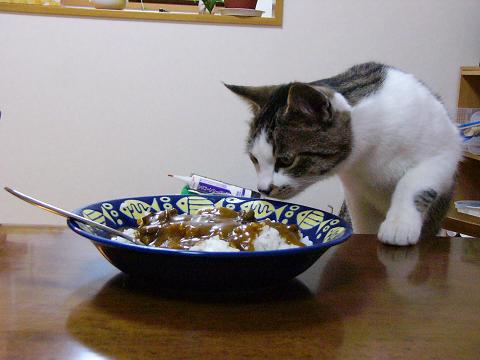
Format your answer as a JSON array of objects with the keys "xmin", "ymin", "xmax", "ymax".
[{"xmin": 226, "ymin": 62, "xmax": 462, "ymax": 246}]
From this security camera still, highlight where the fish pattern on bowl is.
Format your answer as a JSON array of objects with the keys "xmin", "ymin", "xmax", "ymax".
[{"xmin": 78, "ymin": 195, "xmax": 348, "ymax": 244}]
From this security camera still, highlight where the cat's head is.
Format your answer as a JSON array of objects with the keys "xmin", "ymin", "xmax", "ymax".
[{"xmin": 226, "ymin": 82, "xmax": 352, "ymax": 199}]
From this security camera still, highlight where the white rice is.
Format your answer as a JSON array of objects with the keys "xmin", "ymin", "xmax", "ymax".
[
  {"xmin": 190, "ymin": 236, "xmax": 240, "ymax": 252},
  {"xmin": 112, "ymin": 228, "xmax": 139, "ymax": 245},
  {"xmin": 112, "ymin": 224, "xmax": 311, "ymax": 252},
  {"xmin": 254, "ymin": 225, "xmax": 312, "ymax": 251}
]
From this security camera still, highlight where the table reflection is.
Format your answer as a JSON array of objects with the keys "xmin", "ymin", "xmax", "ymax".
[{"xmin": 66, "ymin": 274, "xmax": 344, "ymax": 359}]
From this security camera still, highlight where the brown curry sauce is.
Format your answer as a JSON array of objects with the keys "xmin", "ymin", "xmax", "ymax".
[{"xmin": 135, "ymin": 207, "xmax": 305, "ymax": 251}]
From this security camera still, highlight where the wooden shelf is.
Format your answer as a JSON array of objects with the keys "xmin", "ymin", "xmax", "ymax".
[
  {"xmin": 443, "ymin": 207, "xmax": 480, "ymax": 237},
  {"xmin": 461, "ymin": 67, "xmax": 480, "ymax": 76},
  {"xmin": 464, "ymin": 152, "xmax": 480, "ymax": 161},
  {"xmin": 443, "ymin": 67, "xmax": 480, "ymax": 236}
]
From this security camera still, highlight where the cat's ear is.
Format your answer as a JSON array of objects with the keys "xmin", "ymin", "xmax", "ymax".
[
  {"xmin": 285, "ymin": 83, "xmax": 333, "ymax": 127},
  {"xmin": 224, "ymin": 84, "xmax": 278, "ymax": 113}
]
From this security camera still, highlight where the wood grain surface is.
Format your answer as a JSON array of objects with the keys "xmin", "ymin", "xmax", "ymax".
[{"xmin": 1, "ymin": 226, "xmax": 479, "ymax": 359}]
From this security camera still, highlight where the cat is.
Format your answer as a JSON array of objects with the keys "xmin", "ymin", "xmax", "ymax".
[{"xmin": 225, "ymin": 62, "xmax": 462, "ymax": 246}]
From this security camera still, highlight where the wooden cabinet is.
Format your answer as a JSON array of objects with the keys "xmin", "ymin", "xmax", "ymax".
[{"xmin": 442, "ymin": 67, "xmax": 480, "ymax": 237}]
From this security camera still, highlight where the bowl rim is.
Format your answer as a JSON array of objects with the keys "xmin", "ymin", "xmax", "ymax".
[{"xmin": 67, "ymin": 194, "xmax": 353, "ymax": 258}]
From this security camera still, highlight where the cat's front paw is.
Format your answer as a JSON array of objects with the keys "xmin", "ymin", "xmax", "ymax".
[{"xmin": 378, "ymin": 212, "xmax": 422, "ymax": 246}]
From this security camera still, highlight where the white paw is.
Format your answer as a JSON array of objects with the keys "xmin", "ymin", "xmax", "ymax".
[{"xmin": 378, "ymin": 212, "xmax": 422, "ymax": 246}]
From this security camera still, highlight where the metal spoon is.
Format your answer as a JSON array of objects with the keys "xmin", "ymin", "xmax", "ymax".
[{"xmin": 4, "ymin": 187, "xmax": 138, "ymax": 244}]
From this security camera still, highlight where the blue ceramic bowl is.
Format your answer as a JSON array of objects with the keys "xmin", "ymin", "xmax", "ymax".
[{"xmin": 67, "ymin": 195, "xmax": 352, "ymax": 290}]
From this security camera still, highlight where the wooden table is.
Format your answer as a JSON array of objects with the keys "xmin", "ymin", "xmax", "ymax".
[{"xmin": 1, "ymin": 226, "xmax": 479, "ymax": 359}]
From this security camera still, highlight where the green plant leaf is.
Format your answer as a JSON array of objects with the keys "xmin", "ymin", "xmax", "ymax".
[{"xmin": 203, "ymin": 0, "xmax": 216, "ymax": 13}]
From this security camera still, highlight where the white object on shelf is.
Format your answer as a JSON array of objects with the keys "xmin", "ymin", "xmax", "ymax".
[
  {"xmin": 463, "ymin": 137, "xmax": 480, "ymax": 155},
  {"xmin": 457, "ymin": 108, "xmax": 480, "ymax": 125},
  {"xmin": 471, "ymin": 111, "xmax": 480, "ymax": 122},
  {"xmin": 219, "ymin": 8, "xmax": 264, "ymax": 17},
  {"xmin": 455, "ymin": 201, "xmax": 480, "ymax": 218},
  {"xmin": 198, "ymin": 0, "xmax": 207, "ymax": 14}
]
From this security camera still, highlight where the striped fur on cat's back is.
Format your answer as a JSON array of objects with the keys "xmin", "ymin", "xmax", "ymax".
[{"xmin": 226, "ymin": 62, "xmax": 462, "ymax": 246}]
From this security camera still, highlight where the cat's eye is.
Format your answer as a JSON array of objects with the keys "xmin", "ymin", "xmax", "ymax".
[
  {"xmin": 275, "ymin": 155, "xmax": 295, "ymax": 170},
  {"xmin": 249, "ymin": 154, "xmax": 259, "ymax": 165}
]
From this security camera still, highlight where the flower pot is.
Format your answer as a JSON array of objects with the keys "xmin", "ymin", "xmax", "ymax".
[{"xmin": 224, "ymin": 0, "xmax": 258, "ymax": 9}]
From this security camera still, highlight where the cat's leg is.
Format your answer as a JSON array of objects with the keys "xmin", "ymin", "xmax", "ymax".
[{"xmin": 378, "ymin": 152, "xmax": 458, "ymax": 246}]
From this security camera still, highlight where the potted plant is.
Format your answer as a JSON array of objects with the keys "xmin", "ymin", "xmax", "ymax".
[
  {"xmin": 224, "ymin": 0, "xmax": 257, "ymax": 8},
  {"xmin": 198, "ymin": 0, "xmax": 220, "ymax": 14}
]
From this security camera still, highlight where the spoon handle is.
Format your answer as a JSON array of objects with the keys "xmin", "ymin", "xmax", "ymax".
[{"xmin": 4, "ymin": 187, "xmax": 137, "ymax": 244}]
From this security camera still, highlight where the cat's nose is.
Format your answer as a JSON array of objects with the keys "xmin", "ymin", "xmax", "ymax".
[{"xmin": 258, "ymin": 184, "xmax": 274, "ymax": 196}]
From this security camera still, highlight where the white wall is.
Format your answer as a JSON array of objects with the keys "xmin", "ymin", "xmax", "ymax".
[{"xmin": 0, "ymin": 0, "xmax": 479, "ymax": 225}]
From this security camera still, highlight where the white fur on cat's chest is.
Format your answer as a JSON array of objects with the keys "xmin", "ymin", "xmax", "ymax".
[
  {"xmin": 337, "ymin": 68, "xmax": 461, "ymax": 238},
  {"xmin": 340, "ymin": 166, "xmax": 394, "ymax": 214}
]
